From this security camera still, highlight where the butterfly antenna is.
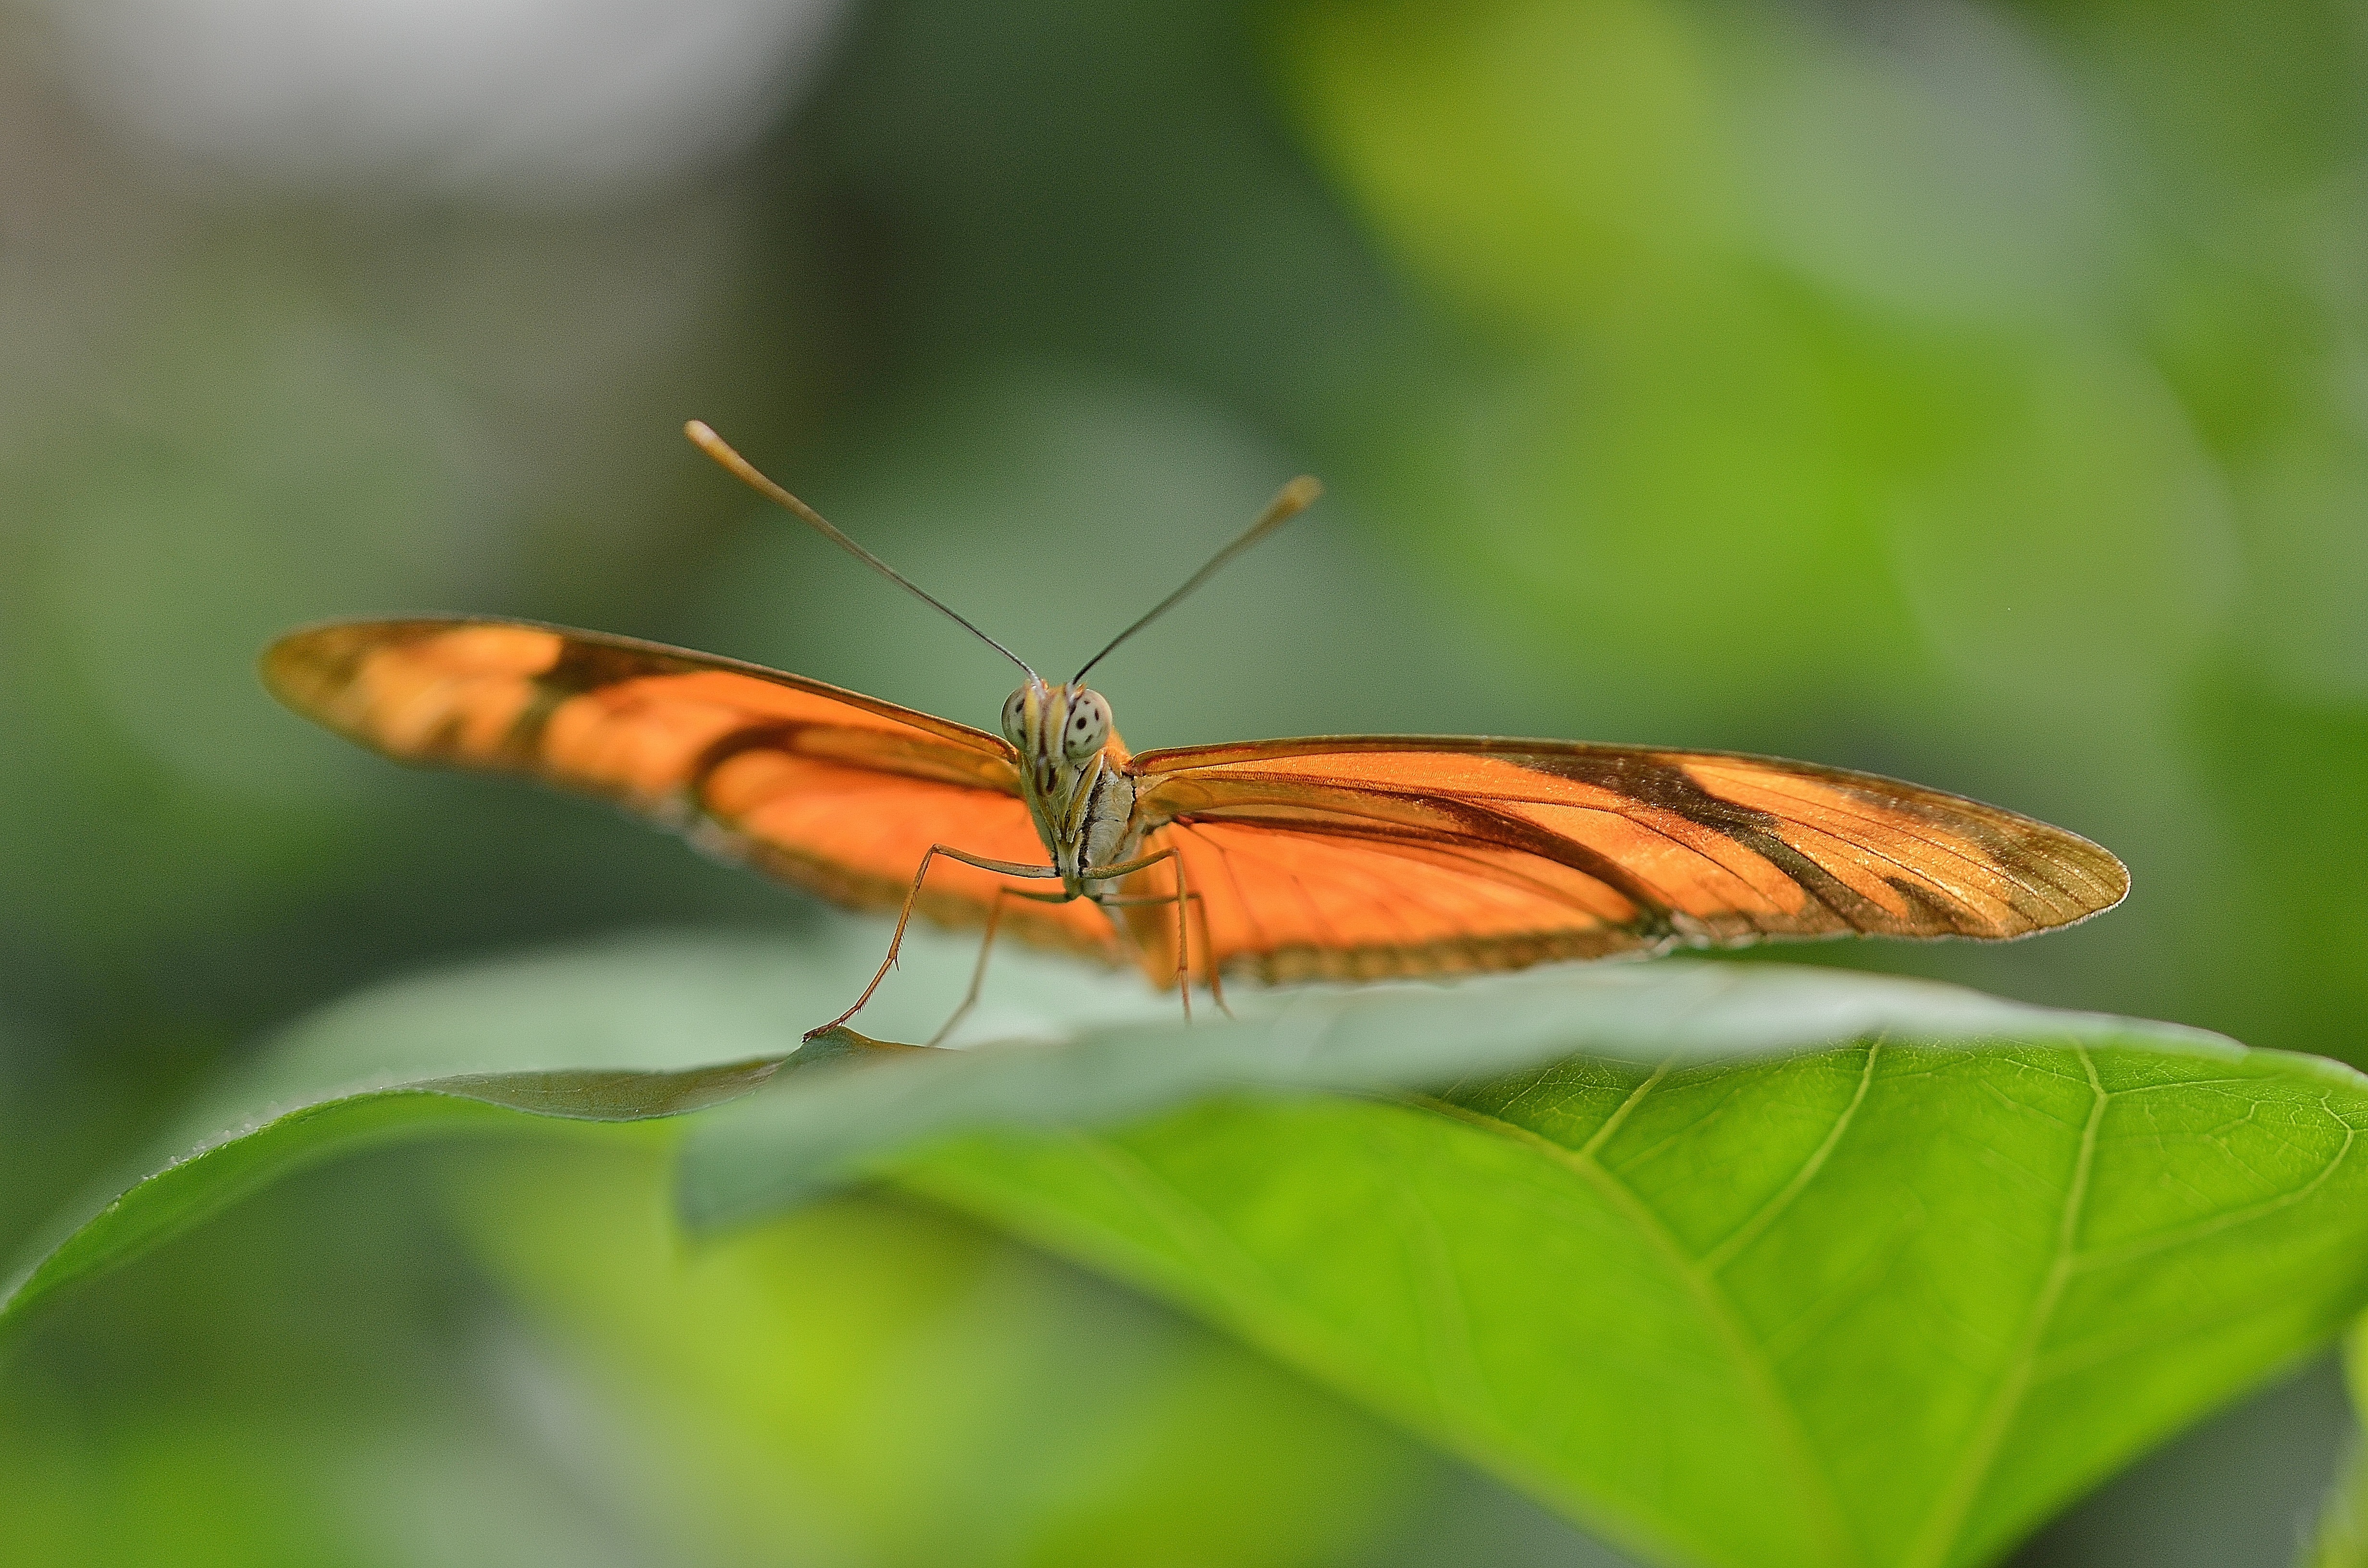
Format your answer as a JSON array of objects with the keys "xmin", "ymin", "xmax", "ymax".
[
  {"xmin": 686, "ymin": 421, "xmax": 1036, "ymax": 680},
  {"xmin": 1071, "ymin": 475, "xmax": 1322, "ymax": 685}
]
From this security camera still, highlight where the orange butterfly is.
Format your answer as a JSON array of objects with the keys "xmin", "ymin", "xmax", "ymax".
[{"xmin": 264, "ymin": 422, "xmax": 2128, "ymax": 1043}]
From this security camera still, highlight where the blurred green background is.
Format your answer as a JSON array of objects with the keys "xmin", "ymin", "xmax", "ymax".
[{"xmin": 1, "ymin": 0, "xmax": 2362, "ymax": 1561}]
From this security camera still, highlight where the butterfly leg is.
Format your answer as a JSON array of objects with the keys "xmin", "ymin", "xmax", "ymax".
[
  {"xmin": 1191, "ymin": 892, "xmax": 1232, "ymax": 1019},
  {"xmin": 1087, "ymin": 844, "xmax": 1210, "ymax": 1024},
  {"xmin": 812, "ymin": 844, "xmax": 1061, "ymax": 1041},
  {"xmin": 1097, "ymin": 890, "xmax": 1231, "ymax": 1022},
  {"xmin": 925, "ymin": 882, "xmax": 1076, "ymax": 1049}
]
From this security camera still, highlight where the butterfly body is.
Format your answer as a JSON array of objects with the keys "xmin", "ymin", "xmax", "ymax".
[{"xmin": 1001, "ymin": 679, "xmax": 1138, "ymax": 899}]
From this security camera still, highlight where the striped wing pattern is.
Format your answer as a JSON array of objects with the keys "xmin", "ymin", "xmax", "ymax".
[
  {"xmin": 265, "ymin": 619, "xmax": 2129, "ymax": 993},
  {"xmin": 1124, "ymin": 739, "xmax": 2129, "ymax": 984},
  {"xmin": 262, "ymin": 619, "xmax": 1120, "ymax": 961}
]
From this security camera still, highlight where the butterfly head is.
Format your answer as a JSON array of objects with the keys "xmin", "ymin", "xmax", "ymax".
[{"xmin": 1002, "ymin": 679, "xmax": 1121, "ymax": 797}]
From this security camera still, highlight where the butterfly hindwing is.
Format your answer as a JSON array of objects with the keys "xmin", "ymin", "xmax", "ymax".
[
  {"xmin": 1122, "ymin": 737, "xmax": 2128, "ymax": 983},
  {"xmin": 262, "ymin": 618, "xmax": 1120, "ymax": 962}
]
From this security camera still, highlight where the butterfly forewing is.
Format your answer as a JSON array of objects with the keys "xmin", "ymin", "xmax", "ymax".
[
  {"xmin": 1122, "ymin": 737, "xmax": 2128, "ymax": 983},
  {"xmin": 263, "ymin": 619, "xmax": 1121, "ymax": 963},
  {"xmin": 264, "ymin": 620, "xmax": 2129, "ymax": 997}
]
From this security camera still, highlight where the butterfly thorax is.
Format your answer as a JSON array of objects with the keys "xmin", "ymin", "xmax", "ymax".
[{"xmin": 1000, "ymin": 679, "xmax": 1140, "ymax": 894}]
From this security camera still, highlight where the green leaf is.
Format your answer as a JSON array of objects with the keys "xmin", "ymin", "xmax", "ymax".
[
  {"xmin": 0, "ymin": 923, "xmax": 1172, "ymax": 1343},
  {"xmin": 19, "ymin": 923, "xmax": 2368, "ymax": 1568},
  {"xmin": 681, "ymin": 961, "xmax": 2368, "ymax": 1568}
]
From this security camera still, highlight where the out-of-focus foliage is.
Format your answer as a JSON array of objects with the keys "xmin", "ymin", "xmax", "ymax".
[
  {"xmin": 2306, "ymin": 1329, "xmax": 2368, "ymax": 1568},
  {"xmin": 2, "ymin": 0, "xmax": 2363, "ymax": 1562},
  {"xmin": 455, "ymin": 1144, "xmax": 1421, "ymax": 1568}
]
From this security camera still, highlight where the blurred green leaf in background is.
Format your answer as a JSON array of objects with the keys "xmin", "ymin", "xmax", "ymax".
[{"xmin": 3, "ymin": 0, "xmax": 2366, "ymax": 1562}]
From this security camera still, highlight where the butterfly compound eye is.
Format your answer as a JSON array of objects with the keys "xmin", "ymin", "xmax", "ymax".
[
  {"xmin": 1001, "ymin": 689, "xmax": 1028, "ymax": 745},
  {"xmin": 1063, "ymin": 691, "xmax": 1110, "ymax": 762}
]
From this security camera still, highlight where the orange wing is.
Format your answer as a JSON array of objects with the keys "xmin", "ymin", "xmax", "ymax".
[
  {"xmin": 1122, "ymin": 737, "xmax": 2129, "ymax": 984},
  {"xmin": 262, "ymin": 618, "xmax": 1118, "ymax": 962}
]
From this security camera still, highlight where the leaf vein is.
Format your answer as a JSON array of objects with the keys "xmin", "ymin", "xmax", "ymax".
[
  {"xmin": 1699, "ymin": 1040, "xmax": 1881, "ymax": 1276},
  {"xmin": 1423, "ymin": 1096, "xmax": 1866, "ymax": 1568}
]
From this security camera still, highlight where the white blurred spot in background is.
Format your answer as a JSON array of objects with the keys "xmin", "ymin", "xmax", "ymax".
[{"xmin": 29, "ymin": 0, "xmax": 844, "ymax": 201}]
